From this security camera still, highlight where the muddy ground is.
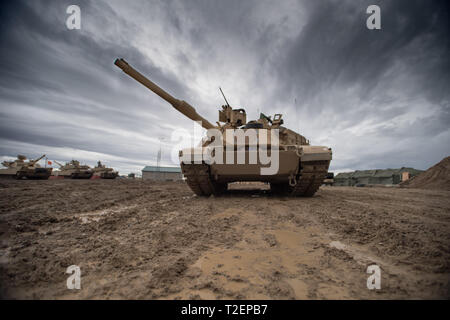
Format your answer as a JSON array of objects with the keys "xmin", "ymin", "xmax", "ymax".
[{"xmin": 0, "ymin": 179, "xmax": 449, "ymax": 299}]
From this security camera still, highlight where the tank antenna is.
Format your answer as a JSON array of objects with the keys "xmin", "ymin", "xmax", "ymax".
[
  {"xmin": 295, "ymin": 97, "xmax": 300, "ymax": 133},
  {"xmin": 219, "ymin": 87, "xmax": 231, "ymax": 107},
  {"xmin": 157, "ymin": 138, "xmax": 163, "ymax": 172}
]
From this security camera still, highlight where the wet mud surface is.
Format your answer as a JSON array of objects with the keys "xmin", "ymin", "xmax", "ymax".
[{"xmin": 0, "ymin": 180, "xmax": 449, "ymax": 299}]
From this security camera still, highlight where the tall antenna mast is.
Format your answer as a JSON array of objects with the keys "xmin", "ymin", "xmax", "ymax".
[
  {"xmin": 157, "ymin": 146, "xmax": 161, "ymax": 171},
  {"xmin": 295, "ymin": 98, "xmax": 299, "ymax": 133},
  {"xmin": 219, "ymin": 87, "xmax": 230, "ymax": 107},
  {"xmin": 157, "ymin": 138, "xmax": 163, "ymax": 171}
]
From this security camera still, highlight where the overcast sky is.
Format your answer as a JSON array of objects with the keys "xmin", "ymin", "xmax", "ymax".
[{"xmin": 0, "ymin": 0, "xmax": 448, "ymax": 174}]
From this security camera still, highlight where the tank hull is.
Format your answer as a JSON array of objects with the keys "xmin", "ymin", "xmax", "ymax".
[
  {"xmin": 92, "ymin": 170, "xmax": 118, "ymax": 179},
  {"xmin": 209, "ymin": 149, "xmax": 299, "ymax": 183},
  {"xmin": 180, "ymin": 146, "xmax": 331, "ymax": 196},
  {"xmin": 0, "ymin": 168, "xmax": 18, "ymax": 179},
  {"xmin": 0, "ymin": 167, "xmax": 52, "ymax": 180},
  {"xmin": 70, "ymin": 172, "xmax": 93, "ymax": 179},
  {"xmin": 17, "ymin": 168, "xmax": 53, "ymax": 180},
  {"xmin": 53, "ymin": 171, "xmax": 93, "ymax": 179},
  {"xmin": 100, "ymin": 172, "xmax": 118, "ymax": 179}
]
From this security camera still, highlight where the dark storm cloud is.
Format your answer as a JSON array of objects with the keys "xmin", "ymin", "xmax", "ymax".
[
  {"xmin": 280, "ymin": 0, "xmax": 449, "ymax": 105},
  {"xmin": 0, "ymin": 0, "xmax": 190, "ymax": 104},
  {"xmin": 0, "ymin": 0, "xmax": 200, "ymax": 172},
  {"xmin": 269, "ymin": 0, "xmax": 449, "ymax": 170},
  {"xmin": 0, "ymin": 0, "xmax": 448, "ymax": 173}
]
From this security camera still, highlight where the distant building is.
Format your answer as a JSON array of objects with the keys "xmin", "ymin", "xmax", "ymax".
[
  {"xmin": 334, "ymin": 167, "xmax": 423, "ymax": 186},
  {"xmin": 142, "ymin": 166, "xmax": 182, "ymax": 181}
]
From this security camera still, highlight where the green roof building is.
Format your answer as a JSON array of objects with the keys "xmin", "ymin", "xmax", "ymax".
[{"xmin": 334, "ymin": 167, "xmax": 423, "ymax": 186}]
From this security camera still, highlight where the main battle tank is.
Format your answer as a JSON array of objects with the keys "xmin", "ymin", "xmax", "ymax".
[
  {"xmin": 53, "ymin": 160, "xmax": 93, "ymax": 179},
  {"xmin": 115, "ymin": 58, "xmax": 332, "ymax": 196},
  {"xmin": 91, "ymin": 161, "xmax": 118, "ymax": 179},
  {"xmin": 0, "ymin": 154, "xmax": 52, "ymax": 179}
]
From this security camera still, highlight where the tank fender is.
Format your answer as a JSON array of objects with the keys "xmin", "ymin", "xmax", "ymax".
[{"xmin": 296, "ymin": 146, "xmax": 332, "ymax": 162}]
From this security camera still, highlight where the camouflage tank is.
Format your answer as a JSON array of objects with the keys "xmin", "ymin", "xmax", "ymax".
[
  {"xmin": 115, "ymin": 58, "xmax": 332, "ymax": 196},
  {"xmin": 91, "ymin": 161, "xmax": 118, "ymax": 179},
  {"xmin": 53, "ymin": 160, "xmax": 93, "ymax": 179},
  {"xmin": 0, "ymin": 154, "xmax": 52, "ymax": 179}
]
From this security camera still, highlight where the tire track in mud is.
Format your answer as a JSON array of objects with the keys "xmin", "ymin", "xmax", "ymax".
[{"xmin": 163, "ymin": 200, "xmax": 367, "ymax": 299}]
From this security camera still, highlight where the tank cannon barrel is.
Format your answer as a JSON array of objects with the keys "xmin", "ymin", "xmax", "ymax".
[
  {"xmin": 30, "ymin": 154, "xmax": 46, "ymax": 165},
  {"xmin": 1, "ymin": 161, "xmax": 12, "ymax": 168},
  {"xmin": 54, "ymin": 160, "xmax": 64, "ymax": 167},
  {"xmin": 114, "ymin": 58, "xmax": 214, "ymax": 130}
]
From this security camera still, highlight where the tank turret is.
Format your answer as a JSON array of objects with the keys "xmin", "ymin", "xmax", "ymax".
[{"xmin": 28, "ymin": 154, "xmax": 46, "ymax": 166}]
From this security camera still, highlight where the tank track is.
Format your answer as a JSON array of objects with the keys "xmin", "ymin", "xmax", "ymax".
[
  {"xmin": 288, "ymin": 160, "xmax": 330, "ymax": 196},
  {"xmin": 181, "ymin": 160, "xmax": 330, "ymax": 197},
  {"xmin": 181, "ymin": 163, "xmax": 225, "ymax": 196}
]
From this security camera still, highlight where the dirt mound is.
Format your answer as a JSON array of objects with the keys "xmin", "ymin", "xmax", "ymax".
[{"xmin": 401, "ymin": 156, "xmax": 450, "ymax": 190}]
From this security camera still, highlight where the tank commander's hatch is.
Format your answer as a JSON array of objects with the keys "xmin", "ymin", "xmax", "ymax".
[{"xmin": 219, "ymin": 105, "xmax": 246, "ymax": 127}]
